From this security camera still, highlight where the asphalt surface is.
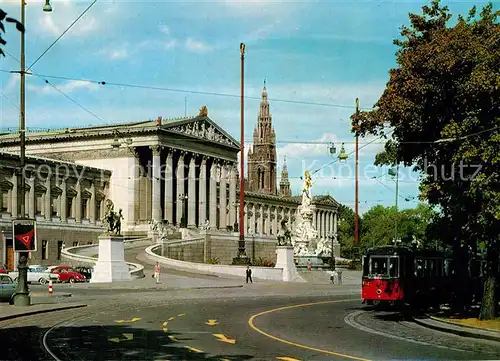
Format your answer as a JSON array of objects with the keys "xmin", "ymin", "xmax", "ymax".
[{"xmin": 2, "ymin": 294, "xmax": 499, "ymax": 361}]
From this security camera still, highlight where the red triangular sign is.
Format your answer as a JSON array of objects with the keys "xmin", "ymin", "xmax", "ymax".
[{"xmin": 15, "ymin": 230, "xmax": 34, "ymax": 249}]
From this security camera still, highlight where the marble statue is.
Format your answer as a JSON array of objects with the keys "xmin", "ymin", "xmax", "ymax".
[
  {"xmin": 277, "ymin": 219, "xmax": 292, "ymax": 246},
  {"xmin": 289, "ymin": 170, "xmax": 319, "ymax": 256},
  {"xmin": 200, "ymin": 219, "xmax": 210, "ymax": 230}
]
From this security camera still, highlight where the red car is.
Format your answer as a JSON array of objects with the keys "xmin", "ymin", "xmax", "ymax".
[
  {"xmin": 0, "ymin": 267, "xmax": 8, "ymax": 274},
  {"xmin": 47, "ymin": 265, "xmax": 86, "ymax": 283}
]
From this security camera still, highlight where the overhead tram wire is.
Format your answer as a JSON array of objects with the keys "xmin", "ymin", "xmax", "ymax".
[
  {"xmin": 0, "ymin": 70, "xmax": 370, "ymax": 111},
  {"xmin": 27, "ymin": 0, "xmax": 99, "ymax": 72}
]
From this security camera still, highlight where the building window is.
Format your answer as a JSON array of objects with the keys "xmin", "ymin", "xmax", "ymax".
[
  {"xmin": 1, "ymin": 191, "xmax": 8, "ymax": 212},
  {"xmin": 42, "ymin": 240, "xmax": 48, "ymax": 260},
  {"xmin": 96, "ymin": 200, "xmax": 101, "ymax": 220},
  {"xmin": 57, "ymin": 241, "xmax": 63, "ymax": 260}
]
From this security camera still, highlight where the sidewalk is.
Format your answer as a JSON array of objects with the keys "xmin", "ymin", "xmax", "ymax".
[
  {"xmin": 0, "ymin": 302, "xmax": 87, "ymax": 322},
  {"xmin": 413, "ymin": 314, "xmax": 500, "ymax": 342}
]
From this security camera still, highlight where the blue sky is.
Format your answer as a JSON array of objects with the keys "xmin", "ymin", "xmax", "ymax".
[{"xmin": 0, "ymin": 0, "xmax": 492, "ymax": 214}]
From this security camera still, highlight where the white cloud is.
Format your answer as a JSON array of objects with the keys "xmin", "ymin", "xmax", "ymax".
[
  {"xmin": 185, "ymin": 38, "xmax": 212, "ymax": 53},
  {"xmin": 27, "ymin": 80, "xmax": 99, "ymax": 95}
]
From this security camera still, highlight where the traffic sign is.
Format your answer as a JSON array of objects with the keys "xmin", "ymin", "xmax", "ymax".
[{"xmin": 12, "ymin": 219, "xmax": 37, "ymax": 252}]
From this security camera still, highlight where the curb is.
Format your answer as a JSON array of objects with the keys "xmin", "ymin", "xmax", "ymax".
[
  {"xmin": 413, "ymin": 316, "xmax": 500, "ymax": 342},
  {"xmin": 0, "ymin": 304, "xmax": 87, "ymax": 322},
  {"xmin": 190, "ymin": 285, "xmax": 243, "ymax": 289}
]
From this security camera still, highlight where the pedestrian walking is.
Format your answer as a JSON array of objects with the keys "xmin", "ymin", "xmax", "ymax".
[
  {"xmin": 307, "ymin": 259, "xmax": 312, "ymax": 271},
  {"xmin": 246, "ymin": 266, "xmax": 253, "ymax": 284},
  {"xmin": 154, "ymin": 262, "xmax": 161, "ymax": 284}
]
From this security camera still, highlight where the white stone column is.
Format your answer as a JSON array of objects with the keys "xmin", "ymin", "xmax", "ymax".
[
  {"xmin": 152, "ymin": 145, "xmax": 162, "ymax": 222},
  {"xmin": 333, "ymin": 212, "xmax": 338, "ymax": 236},
  {"xmin": 90, "ymin": 181, "xmax": 96, "ymax": 223},
  {"xmin": 45, "ymin": 176, "xmax": 51, "ymax": 221},
  {"xmin": 264, "ymin": 206, "xmax": 271, "ymax": 234},
  {"xmin": 256, "ymin": 205, "xmax": 263, "ymax": 234},
  {"xmin": 329, "ymin": 212, "xmax": 333, "ymax": 233},
  {"xmin": 28, "ymin": 177, "xmax": 35, "ymax": 219},
  {"xmin": 198, "ymin": 156, "xmax": 207, "ymax": 225},
  {"xmin": 209, "ymin": 160, "xmax": 218, "ymax": 229},
  {"xmin": 219, "ymin": 163, "xmax": 227, "ymax": 229},
  {"xmin": 272, "ymin": 207, "xmax": 278, "ymax": 235},
  {"xmin": 164, "ymin": 150, "xmax": 174, "ymax": 224},
  {"xmin": 228, "ymin": 164, "xmax": 236, "ymax": 228},
  {"xmin": 61, "ymin": 179, "xmax": 67, "ymax": 221},
  {"xmin": 176, "ymin": 152, "xmax": 186, "ymax": 225},
  {"xmin": 250, "ymin": 203, "xmax": 256, "ymax": 234},
  {"xmin": 11, "ymin": 174, "xmax": 17, "ymax": 218},
  {"xmin": 75, "ymin": 181, "xmax": 82, "ymax": 222},
  {"xmin": 188, "ymin": 155, "xmax": 197, "ymax": 228}
]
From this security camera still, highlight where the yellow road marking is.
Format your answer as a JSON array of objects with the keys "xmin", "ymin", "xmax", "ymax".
[
  {"xmin": 168, "ymin": 335, "xmax": 178, "ymax": 342},
  {"xmin": 162, "ymin": 321, "xmax": 168, "ymax": 326},
  {"xmin": 213, "ymin": 333, "xmax": 236, "ymax": 344},
  {"xmin": 184, "ymin": 346, "xmax": 203, "ymax": 353},
  {"xmin": 205, "ymin": 319, "xmax": 218, "ymax": 326},
  {"xmin": 162, "ymin": 327, "xmax": 168, "ymax": 333},
  {"xmin": 168, "ymin": 317, "xmax": 175, "ymax": 321},
  {"xmin": 248, "ymin": 299, "xmax": 371, "ymax": 361},
  {"xmin": 115, "ymin": 317, "xmax": 141, "ymax": 323},
  {"xmin": 277, "ymin": 357, "xmax": 301, "ymax": 361},
  {"xmin": 178, "ymin": 313, "xmax": 186, "ymax": 317},
  {"xmin": 108, "ymin": 333, "xmax": 134, "ymax": 343}
]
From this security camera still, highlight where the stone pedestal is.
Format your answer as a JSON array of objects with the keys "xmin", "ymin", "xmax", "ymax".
[
  {"xmin": 275, "ymin": 246, "xmax": 301, "ymax": 282},
  {"xmin": 90, "ymin": 235, "xmax": 131, "ymax": 283}
]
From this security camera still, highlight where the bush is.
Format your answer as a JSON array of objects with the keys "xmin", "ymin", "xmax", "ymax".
[{"xmin": 253, "ymin": 257, "xmax": 275, "ymax": 267}]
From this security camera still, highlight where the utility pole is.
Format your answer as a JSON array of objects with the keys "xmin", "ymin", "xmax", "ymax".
[
  {"xmin": 354, "ymin": 98, "xmax": 360, "ymax": 246},
  {"xmin": 233, "ymin": 43, "xmax": 249, "ymax": 265},
  {"xmin": 394, "ymin": 163, "xmax": 399, "ymax": 241},
  {"xmin": 13, "ymin": 0, "xmax": 29, "ymax": 306}
]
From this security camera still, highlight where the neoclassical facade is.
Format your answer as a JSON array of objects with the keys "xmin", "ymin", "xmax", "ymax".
[
  {"xmin": 0, "ymin": 99, "xmax": 340, "ymax": 257},
  {"xmin": 0, "ymin": 152, "xmax": 111, "ymax": 269}
]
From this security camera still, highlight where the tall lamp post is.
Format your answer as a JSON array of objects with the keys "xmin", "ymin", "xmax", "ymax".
[
  {"xmin": 233, "ymin": 43, "xmax": 249, "ymax": 265},
  {"xmin": 388, "ymin": 165, "xmax": 399, "ymax": 241},
  {"xmin": 13, "ymin": 0, "xmax": 53, "ymax": 307}
]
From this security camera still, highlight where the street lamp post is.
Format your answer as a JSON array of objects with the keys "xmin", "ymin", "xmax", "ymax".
[
  {"xmin": 13, "ymin": 0, "xmax": 52, "ymax": 307},
  {"xmin": 233, "ymin": 43, "xmax": 250, "ymax": 265},
  {"xmin": 388, "ymin": 165, "xmax": 399, "ymax": 241},
  {"xmin": 178, "ymin": 194, "xmax": 188, "ymax": 228}
]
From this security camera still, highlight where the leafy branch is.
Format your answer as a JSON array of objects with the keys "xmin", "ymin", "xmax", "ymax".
[{"xmin": 0, "ymin": 9, "xmax": 25, "ymax": 57}]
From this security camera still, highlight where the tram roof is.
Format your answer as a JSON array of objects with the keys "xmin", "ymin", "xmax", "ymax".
[{"xmin": 365, "ymin": 245, "xmax": 446, "ymax": 257}]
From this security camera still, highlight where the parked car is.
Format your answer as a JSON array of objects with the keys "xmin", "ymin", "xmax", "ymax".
[
  {"xmin": 47, "ymin": 266, "xmax": 86, "ymax": 283},
  {"xmin": 73, "ymin": 266, "xmax": 93, "ymax": 281},
  {"xmin": 0, "ymin": 266, "xmax": 8, "ymax": 274},
  {"xmin": 9, "ymin": 265, "xmax": 59, "ymax": 284},
  {"xmin": 0, "ymin": 274, "xmax": 16, "ymax": 302}
]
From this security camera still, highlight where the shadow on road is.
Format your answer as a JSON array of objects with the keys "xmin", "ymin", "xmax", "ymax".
[{"xmin": 0, "ymin": 324, "xmax": 254, "ymax": 360}]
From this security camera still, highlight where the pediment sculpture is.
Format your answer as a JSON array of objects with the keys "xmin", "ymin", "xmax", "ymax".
[{"xmin": 168, "ymin": 120, "xmax": 234, "ymax": 146}]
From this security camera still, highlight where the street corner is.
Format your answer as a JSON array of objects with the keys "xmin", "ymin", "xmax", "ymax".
[{"xmin": 413, "ymin": 314, "xmax": 500, "ymax": 343}]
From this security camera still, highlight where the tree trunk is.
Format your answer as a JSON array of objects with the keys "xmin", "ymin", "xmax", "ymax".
[{"xmin": 479, "ymin": 275, "xmax": 496, "ymax": 320}]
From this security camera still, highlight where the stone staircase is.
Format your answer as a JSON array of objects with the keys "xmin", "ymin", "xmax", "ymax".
[{"xmin": 299, "ymin": 269, "xmax": 362, "ymax": 285}]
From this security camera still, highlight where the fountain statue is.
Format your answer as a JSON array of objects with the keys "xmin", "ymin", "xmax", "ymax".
[{"xmin": 291, "ymin": 170, "xmax": 319, "ymax": 256}]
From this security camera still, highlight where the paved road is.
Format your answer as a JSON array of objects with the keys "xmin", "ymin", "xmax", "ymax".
[{"xmin": 4, "ymin": 294, "xmax": 499, "ymax": 360}]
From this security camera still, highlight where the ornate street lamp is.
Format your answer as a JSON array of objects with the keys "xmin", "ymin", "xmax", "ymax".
[{"xmin": 337, "ymin": 143, "xmax": 348, "ymax": 162}]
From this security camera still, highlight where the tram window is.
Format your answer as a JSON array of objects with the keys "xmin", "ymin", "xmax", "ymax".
[
  {"xmin": 415, "ymin": 258, "xmax": 424, "ymax": 277},
  {"xmin": 399, "ymin": 256, "xmax": 406, "ymax": 276},
  {"xmin": 370, "ymin": 257, "xmax": 388, "ymax": 275},
  {"xmin": 436, "ymin": 259, "xmax": 443, "ymax": 276},
  {"xmin": 389, "ymin": 258, "xmax": 399, "ymax": 277},
  {"xmin": 362, "ymin": 256, "xmax": 369, "ymax": 276},
  {"xmin": 424, "ymin": 259, "xmax": 438, "ymax": 276}
]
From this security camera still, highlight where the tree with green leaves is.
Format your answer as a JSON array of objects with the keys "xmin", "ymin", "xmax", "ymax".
[
  {"xmin": 337, "ymin": 203, "xmax": 357, "ymax": 258},
  {"xmin": 352, "ymin": 0, "xmax": 499, "ymax": 319},
  {"xmin": 0, "ymin": 9, "xmax": 24, "ymax": 57}
]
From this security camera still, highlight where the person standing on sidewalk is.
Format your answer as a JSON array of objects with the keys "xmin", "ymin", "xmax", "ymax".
[
  {"xmin": 154, "ymin": 262, "xmax": 161, "ymax": 284},
  {"xmin": 246, "ymin": 266, "xmax": 253, "ymax": 284}
]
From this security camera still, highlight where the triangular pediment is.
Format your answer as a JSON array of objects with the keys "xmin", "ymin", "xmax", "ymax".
[{"xmin": 162, "ymin": 115, "xmax": 239, "ymax": 148}]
